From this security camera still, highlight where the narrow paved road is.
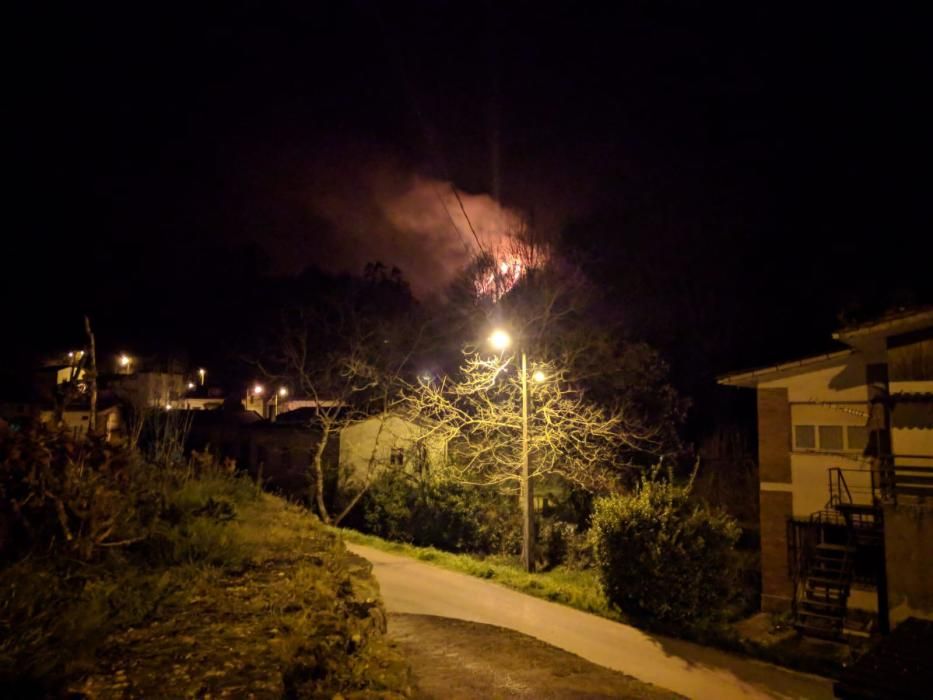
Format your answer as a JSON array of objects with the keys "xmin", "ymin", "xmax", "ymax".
[{"xmin": 348, "ymin": 543, "xmax": 834, "ymax": 700}]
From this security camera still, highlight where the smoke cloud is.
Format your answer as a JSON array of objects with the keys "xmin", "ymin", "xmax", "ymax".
[{"xmin": 304, "ymin": 159, "xmax": 524, "ymax": 297}]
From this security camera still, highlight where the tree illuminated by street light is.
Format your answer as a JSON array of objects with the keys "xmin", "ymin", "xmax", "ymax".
[{"xmin": 406, "ymin": 345, "xmax": 662, "ymax": 569}]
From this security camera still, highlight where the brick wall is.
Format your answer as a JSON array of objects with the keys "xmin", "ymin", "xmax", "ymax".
[
  {"xmin": 757, "ymin": 388, "xmax": 791, "ymax": 483},
  {"xmin": 757, "ymin": 387, "xmax": 793, "ymax": 610},
  {"xmin": 760, "ymin": 490, "xmax": 793, "ymax": 610}
]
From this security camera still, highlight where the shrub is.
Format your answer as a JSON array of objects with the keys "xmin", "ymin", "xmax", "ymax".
[
  {"xmin": 590, "ymin": 466, "xmax": 741, "ymax": 625},
  {"xmin": 537, "ymin": 519, "xmax": 594, "ymax": 571},
  {"xmin": 359, "ymin": 473, "xmax": 521, "ymax": 555},
  {"xmin": 0, "ymin": 425, "xmax": 261, "ymax": 691},
  {"xmin": 0, "ymin": 427, "xmax": 164, "ymax": 563}
]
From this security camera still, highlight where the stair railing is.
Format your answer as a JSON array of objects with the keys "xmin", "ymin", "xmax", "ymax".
[{"xmin": 827, "ymin": 467, "xmax": 853, "ymax": 508}]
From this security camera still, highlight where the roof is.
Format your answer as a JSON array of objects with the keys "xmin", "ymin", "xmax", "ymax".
[
  {"xmin": 720, "ymin": 306, "xmax": 933, "ymax": 388},
  {"xmin": 834, "ymin": 306, "xmax": 933, "ymax": 343},
  {"xmin": 717, "ymin": 349, "xmax": 853, "ymax": 388}
]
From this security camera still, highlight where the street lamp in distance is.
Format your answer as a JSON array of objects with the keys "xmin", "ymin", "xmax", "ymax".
[{"xmin": 273, "ymin": 386, "xmax": 288, "ymax": 421}]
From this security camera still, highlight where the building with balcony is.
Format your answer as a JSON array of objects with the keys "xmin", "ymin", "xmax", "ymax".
[{"xmin": 720, "ymin": 307, "xmax": 933, "ymax": 639}]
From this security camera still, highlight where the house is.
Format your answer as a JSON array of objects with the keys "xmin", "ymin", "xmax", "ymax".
[
  {"xmin": 243, "ymin": 388, "xmax": 345, "ymax": 421},
  {"xmin": 719, "ymin": 307, "xmax": 933, "ymax": 638},
  {"xmin": 339, "ymin": 413, "xmax": 447, "ymax": 485},
  {"xmin": 185, "ymin": 404, "xmax": 446, "ymax": 506},
  {"xmin": 37, "ymin": 402, "xmax": 123, "ymax": 441},
  {"xmin": 246, "ymin": 419, "xmax": 338, "ymax": 497},
  {"xmin": 187, "ymin": 407, "xmax": 265, "ymax": 472},
  {"xmin": 186, "ymin": 406, "xmax": 342, "ymax": 501},
  {"xmin": 177, "ymin": 386, "xmax": 227, "ymax": 411},
  {"xmin": 109, "ymin": 369, "xmax": 187, "ymax": 409}
]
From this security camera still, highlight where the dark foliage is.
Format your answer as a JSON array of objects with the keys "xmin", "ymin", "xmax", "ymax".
[
  {"xmin": 358, "ymin": 473, "xmax": 522, "ymax": 556},
  {"xmin": 590, "ymin": 467, "xmax": 741, "ymax": 624}
]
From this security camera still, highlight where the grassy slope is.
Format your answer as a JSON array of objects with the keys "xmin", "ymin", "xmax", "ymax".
[{"xmin": 1, "ymin": 472, "xmax": 410, "ymax": 697}]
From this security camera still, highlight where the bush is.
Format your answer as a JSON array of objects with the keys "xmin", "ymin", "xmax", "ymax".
[
  {"xmin": 537, "ymin": 519, "xmax": 594, "ymax": 571},
  {"xmin": 359, "ymin": 473, "xmax": 521, "ymax": 555},
  {"xmin": 0, "ymin": 427, "xmax": 165, "ymax": 563},
  {"xmin": 0, "ymin": 424, "xmax": 261, "ymax": 691},
  {"xmin": 590, "ymin": 466, "xmax": 741, "ymax": 625}
]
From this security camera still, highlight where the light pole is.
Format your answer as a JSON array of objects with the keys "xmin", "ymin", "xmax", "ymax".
[
  {"xmin": 274, "ymin": 387, "xmax": 287, "ymax": 421},
  {"xmin": 489, "ymin": 328, "xmax": 537, "ymax": 573},
  {"xmin": 198, "ymin": 368, "xmax": 206, "ymax": 386},
  {"xmin": 252, "ymin": 384, "xmax": 264, "ymax": 416}
]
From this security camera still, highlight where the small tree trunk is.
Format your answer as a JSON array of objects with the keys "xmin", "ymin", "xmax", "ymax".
[
  {"xmin": 84, "ymin": 315, "xmax": 98, "ymax": 435},
  {"xmin": 311, "ymin": 423, "xmax": 332, "ymax": 524},
  {"xmin": 333, "ymin": 482, "xmax": 369, "ymax": 526}
]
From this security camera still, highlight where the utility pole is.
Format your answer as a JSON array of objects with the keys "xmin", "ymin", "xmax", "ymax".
[
  {"xmin": 520, "ymin": 349, "xmax": 535, "ymax": 573},
  {"xmin": 84, "ymin": 315, "xmax": 98, "ymax": 435},
  {"xmin": 488, "ymin": 328, "xmax": 536, "ymax": 573}
]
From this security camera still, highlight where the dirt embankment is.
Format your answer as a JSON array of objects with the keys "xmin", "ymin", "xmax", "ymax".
[
  {"xmin": 389, "ymin": 613, "xmax": 681, "ymax": 700},
  {"xmin": 71, "ymin": 498, "xmax": 411, "ymax": 699}
]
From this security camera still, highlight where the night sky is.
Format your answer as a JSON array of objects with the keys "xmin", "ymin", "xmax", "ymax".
[{"xmin": 4, "ymin": 2, "xmax": 930, "ymax": 402}]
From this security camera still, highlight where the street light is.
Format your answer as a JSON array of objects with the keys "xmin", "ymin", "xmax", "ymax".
[
  {"xmin": 198, "ymin": 368, "xmax": 206, "ymax": 386},
  {"xmin": 489, "ymin": 327, "xmax": 536, "ymax": 573},
  {"xmin": 488, "ymin": 329, "xmax": 512, "ymax": 352},
  {"xmin": 119, "ymin": 354, "xmax": 132, "ymax": 374},
  {"xmin": 273, "ymin": 386, "xmax": 287, "ymax": 421}
]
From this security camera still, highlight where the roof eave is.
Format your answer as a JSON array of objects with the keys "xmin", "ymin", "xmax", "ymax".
[{"xmin": 718, "ymin": 349, "xmax": 854, "ymax": 388}]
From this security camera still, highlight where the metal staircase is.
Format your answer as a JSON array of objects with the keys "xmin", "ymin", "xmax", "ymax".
[
  {"xmin": 790, "ymin": 469, "xmax": 884, "ymax": 640},
  {"xmin": 791, "ymin": 510, "xmax": 855, "ymax": 638}
]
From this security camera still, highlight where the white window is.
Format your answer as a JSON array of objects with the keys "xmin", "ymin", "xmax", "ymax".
[
  {"xmin": 819, "ymin": 426, "xmax": 844, "ymax": 451},
  {"xmin": 846, "ymin": 426, "xmax": 869, "ymax": 452},
  {"xmin": 794, "ymin": 425, "xmax": 816, "ymax": 449},
  {"xmin": 794, "ymin": 424, "xmax": 867, "ymax": 452}
]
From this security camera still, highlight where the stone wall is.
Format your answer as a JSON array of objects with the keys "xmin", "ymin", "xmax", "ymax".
[{"xmin": 884, "ymin": 500, "xmax": 933, "ymax": 626}]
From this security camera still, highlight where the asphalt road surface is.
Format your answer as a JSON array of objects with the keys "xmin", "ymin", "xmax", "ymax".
[{"xmin": 348, "ymin": 543, "xmax": 835, "ymax": 700}]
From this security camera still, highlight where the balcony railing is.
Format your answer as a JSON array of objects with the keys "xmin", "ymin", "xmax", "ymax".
[
  {"xmin": 885, "ymin": 455, "xmax": 933, "ymax": 501},
  {"xmin": 829, "ymin": 457, "xmax": 933, "ymax": 507}
]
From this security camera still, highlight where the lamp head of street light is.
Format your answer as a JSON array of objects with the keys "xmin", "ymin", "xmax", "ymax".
[
  {"xmin": 187, "ymin": 381, "xmax": 196, "ymax": 389},
  {"xmin": 253, "ymin": 384, "xmax": 264, "ymax": 396},
  {"xmin": 278, "ymin": 387, "xmax": 288, "ymax": 397},
  {"xmin": 488, "ymin": 329, "xmax": 512, "ymax": 352},
  {"xmin": 119, "ymin": 354, "xmax": 131, "ymax": 367},
  {"xmin": 532, "ymin": 370, "xmax": 547, "ymax": 384}
]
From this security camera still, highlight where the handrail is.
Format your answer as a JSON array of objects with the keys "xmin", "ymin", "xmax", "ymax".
[{"xmin": 827, "ymin": 467, "xmax": 854, "ymax": 508}]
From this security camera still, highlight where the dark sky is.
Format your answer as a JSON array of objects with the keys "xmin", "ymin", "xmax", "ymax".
[{"xmin": 3, "ymin": 1, "xmax": 931, "ymax": 384}]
